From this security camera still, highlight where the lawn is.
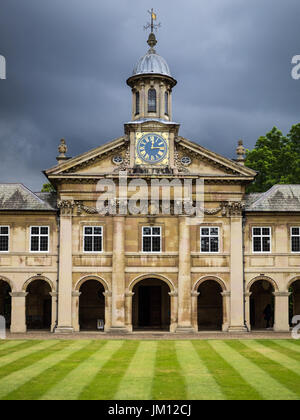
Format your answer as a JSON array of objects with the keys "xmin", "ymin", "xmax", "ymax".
[{"xmin": 0, "ymin": 339, "xmax": 299, "ymax": 400}]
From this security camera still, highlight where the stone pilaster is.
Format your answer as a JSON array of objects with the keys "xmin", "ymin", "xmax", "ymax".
[
  {"xmin": 72, "ymin": 291, "xmax": 81, "ymax": 332},
  {"xmin": 176, "ymin": 216, "xmax": 194, "ymax": 333},
  {"xmin": 50, "ymin": 292, "xmax": 58, "ymax": 332},
  {"xmin": 228, "ymin": 203, "xmax": 247, "ymax": 332},
  {"xmin": 245, "ymin": 292, "xmax": 252, "ymax": 331},
  {"xmin": 191, "ymin": 291, "xmax": 200, "ymax": 332},
  {"xmin": 221, "ymin": 291, "xmax": 231, "ymax": 332},
  {"xmin": 55, "ymin": 200, "xmax": 74, "ymax": 334},
  {"xmin": 273, "ymin": 292, "xmax": 291, "ymax": 332},
  {"xmin": 10, "ymin": 292, "xmax": 27, "ymax": 333},
  {"xmin": 109, "ymin": 216, "xmax": 128, "ymax": 333},
  {"xmin": 125, "ymin": 291, "xmax": 134, "ymax": 332},
  {"xmin": 169, "ymin": 291, "xmax": 178, "ymax": 333}
]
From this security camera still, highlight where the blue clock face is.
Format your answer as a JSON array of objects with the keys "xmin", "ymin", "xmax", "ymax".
[{"xmin": 137, "ymin": 133, "xmax": 168, "ymax": 164}]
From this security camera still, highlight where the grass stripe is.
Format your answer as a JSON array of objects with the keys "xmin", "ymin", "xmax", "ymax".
[
  {"xmin": 41, "ymin": 341, "xmax": 124, "ymax": 400},
  {"xmin": 0, "ymin": 341, "xmax": 79, "ymax": 399},
  {"xmin": 276, "ymin": 340, "xmax": 300, "ymax": 354},
  {"xmin": 256, "ymin": 340, "xmax": 300, "ymax": 362},
  {"xmin": 192, "ymin": 341, "xmax": 261, "ymax": 400},
  {"xmin": 0, "ymin": 340, "xmax": 57, "ymax": 371},
  {"xmin": 0, "ymin": 341, "xmax": 32, "ymax": 357},
  {"xmin": 210, "ymin": 341, "xmax": 297, "ymax": 400},
  {"xmin": 176, "ymin": 341, "xmax": 224, "ymax": 400},
  {"xmin": 5, "ymin": 340, "xmax": 97, "ymax": 400},
  {"xmin": 227, "ymin": 341, "xmax": 300, "ymax": 398},
  {"xmin": 243, "ymin": 340, "xmax": 300, "ymax": 376},
  {"xmin": 80, "ymin": 340, "xmax": 139, "ymax": 400},
  {"xmin": 152, "ymin": 341, "xmax": 186, "ymax": 400},
  {"xmin": 114, "ymin": 341, "xmax": 157, "ymax": 400},
  {"xmin": 0, "ymin": 341, "xmax": 26, "ymax": 351}
]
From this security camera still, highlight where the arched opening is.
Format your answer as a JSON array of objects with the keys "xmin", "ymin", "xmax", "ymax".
[
  {"xmin": 289, "ymin": 280, "xmax": 300, "ymax": 326},
  {"xmin": 26, "ymin": 280, "xmax": 51, "ymax": 330},
  {"xmin": 0, "ymin": 280, "xmax": 11, "ymax": 329},
  {"xmin": 197, "ymin": 280, "xmax": 223, "ymax": 331},
  {"xmin": 165, "ymin": 91, "xmax": 169, "ymax": 115},
  {"xmin": 250, "ymin": 280, "xmax": 275, "ymax": 330},
  {"xmin": 79, "ymin": 280, "xmax": 105, "ymax": 331},
  {"xmin": 135, "ymin": 92, "xmax": 140, "ymax": 115},
  {"xmin": 132, "ymin": 278, "xmax": 170, "ymax": 331},
  {"xmin": 148, "ymin": 89, "xmax": 157, "ymax": 113}
]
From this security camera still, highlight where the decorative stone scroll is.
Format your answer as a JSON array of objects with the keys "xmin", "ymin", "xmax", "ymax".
[{"xmin": 58, "ymin": 200, "xmax": 75, "ymax": 216}]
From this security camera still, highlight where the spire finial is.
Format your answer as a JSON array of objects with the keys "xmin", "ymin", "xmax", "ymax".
[
  {"xmin": 144, "ymin": 9, "xmax": 161, "ymax": 52},
  {"xmin": 57, "ymin": 138, "xmax": 68, "ymax": 163},
  {"xmin": 236, "ymin": 139, "xmax": 246, "ymax": 165}
]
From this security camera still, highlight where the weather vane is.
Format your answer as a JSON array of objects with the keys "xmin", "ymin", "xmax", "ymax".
[{"xmin": 144, "ymin": 9, "xmax": 161, "ymax": 33}]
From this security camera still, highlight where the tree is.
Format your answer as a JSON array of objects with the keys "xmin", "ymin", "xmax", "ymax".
[
  {"xmin": 245, "ymin": 123, "xmax": 300, "ymax": 193},
  {"xmin": 41, "ymin": 183, "xmax": 55, "ymax": 192}
]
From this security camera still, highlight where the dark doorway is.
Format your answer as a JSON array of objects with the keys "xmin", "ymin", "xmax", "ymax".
[
  {"xmin": 26, "ymin": 280, "xmax": 51, "ymax": 330},
  {"xmin": 132, "ymin": 279, "xmax": 170, "ymax": 330},
  {"xmin": 0, "ymin": 280, "xmax": 11, "ymax": 328},
  {"xmin": 250, "ymin": 280, "xmax": 274, "ymax": 329},
  {"xmin": 289, "ymin": 280, "xmax": 300, "ymax": 326},
  {"xmin": 79, "ymin": 280, "xmax": 105, "ymax": 331},
  {"xmin": 197, "ymin": 281, "xmax": 223, "ymax": 331}
]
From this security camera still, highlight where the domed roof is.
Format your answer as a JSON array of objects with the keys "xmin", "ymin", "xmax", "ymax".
[{"xmin": 133, "ymin": 51, "xmax": 172, "ymax": 77}]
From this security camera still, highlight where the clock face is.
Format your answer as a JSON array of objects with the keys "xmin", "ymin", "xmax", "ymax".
[{"xmin": 136, "ymin": 133, "xmax": 168, "ymax": 164}]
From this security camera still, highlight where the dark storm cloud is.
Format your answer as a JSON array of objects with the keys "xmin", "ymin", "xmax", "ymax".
[{"xmin": 0, "ymin": 0, "xmax": 299, "ymax": 190}]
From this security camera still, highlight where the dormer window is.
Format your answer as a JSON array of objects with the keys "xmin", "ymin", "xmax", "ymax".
[
  {"xmin": 135, "ymin": 92, "xmax": 140, "ymax": 115},
  {"xmin": 165, "ymin": 92, "xmax": 169, "ymax": 115},
  {"xmin": 148, "ymin": 88, "xmax": 157, "ymax": 113}
]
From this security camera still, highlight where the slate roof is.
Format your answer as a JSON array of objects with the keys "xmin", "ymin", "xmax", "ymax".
[
  {"xmin": 0, "ymin": 184, "xmax": 57, "ymax": 211},
  {"xmin": 245, "ymin": 185, "xmax": 300, "ymax": 212}
]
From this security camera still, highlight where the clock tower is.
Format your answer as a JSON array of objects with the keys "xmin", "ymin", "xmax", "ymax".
[{"xmin": 125, "ymin": 11, "xmax": 179, "ymax": 171}]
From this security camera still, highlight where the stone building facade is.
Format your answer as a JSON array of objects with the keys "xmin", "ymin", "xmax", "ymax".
[{"xmin": 1, "ymin": 32, "xmax": 300, "ymax": 334}]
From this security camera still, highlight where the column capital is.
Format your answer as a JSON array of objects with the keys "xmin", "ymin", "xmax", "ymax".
[
  {"xmin": 10, "ymin": 292, "xmax": 28, "ymax": 298},
  {"xmin": 125, "ymin": 292, "xmax": 134, "ymax": 297},
  {"xmin": 72, "ymin": 291, "xmax": 81, "ymax": 297},
  {"xmin": 191, "ymin": 291, "xmax": 200, "ymax": 297},
  {"xmin": 169, "ymin": 291, "xmax": 178, "ymax": 297},
  {"xmin": 273, "ymin": 292, "xmax": 291, "ymax": 297},
  {"xmin": 221, "ymin": 291, "xmax": 231, "ymax": 297},
  {"xmin": 244, "ymin": 292, "xmax": 252, "ymax": 297},
  {"xmin": 103, "ymin": 291, "xmax": 112, "ymax": 297},
  {"xmin": 50, "ymin": 292, "xmax": 58, "ymax": 297}
]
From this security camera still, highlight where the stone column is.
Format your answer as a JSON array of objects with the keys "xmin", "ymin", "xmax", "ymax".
[
  {"xmin": 273, "ymin": 292, "xmax": 291, "ymax": 332},
  {"xmin": 55, "ymin": 200, "xmax": 74, "ymax": 334},
  {"xmin": 125, "ymin": 291, "xmax": 134, "ymax": 332},
  {"xmin": 72, "ymin": 291, "xmax": 81, "ymax": 332},
  {"xmin": 169, "ymin": 291, "xmax": 178, "ymax": 333},
  {"xmin": 10, "ymin": 292, "xmax": 27, "ymax": 333},
  {"xmin": 109, "ymin": 216, "xmax": 128, "ymax": 333},
  {"xmin": 245, "ymin": 292, "xmax": 252, "ymax": 331},
  {"xmin": 50, "ymin": 292, "xmax": 58, "ymax": 332},
  {"xmin": 229, "ymin": 205, "xmax": 247, "ymax": 332},
  {"xmin": 176, "ymin": 216, "xmax": 194, "ymax": 333},
  {"xmin": 103, "ymin": 291, "xmax": 112, "ymax": 332},
  {"xmin": 191, "ymin": 291, "xmax": 200, "ymax": 332},
  {"xmin": 221, "ymin": 291, "xmax": 231, "ymax": 332}
]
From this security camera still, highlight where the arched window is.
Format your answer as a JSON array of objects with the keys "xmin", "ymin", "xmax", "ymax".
[
  {"xmin": 148, "ymin": 89, "xmax": 157, "ymax": 113},
  {"xmin": 165, "ymin": 92, "xmax": 169, "ymax": 115},
  {"xmin": 135, "ymin": 92, "xmax": 140, "ymax": 115}
]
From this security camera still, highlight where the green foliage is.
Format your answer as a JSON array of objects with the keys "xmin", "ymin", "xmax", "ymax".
[
  {"xmin": 245, "ymin": 124, "xmax": 300, "ymax": 192},
  {"xmin": 41, "ymin": 183, "xmax": 55, "ymax": 192}
]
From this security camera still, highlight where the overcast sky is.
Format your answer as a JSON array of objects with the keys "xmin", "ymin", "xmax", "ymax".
[{"xmin": 0, "ymin": 0, "xmax": 299, "ymax": 190}]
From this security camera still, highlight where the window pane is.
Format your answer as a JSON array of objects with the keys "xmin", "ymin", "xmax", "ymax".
[
  {"xmin": 0, "ymin": 227, "xmax": 8, "ymax": 235},
  {"xmin": 84, "ymin": 236, "xmax": 93, "ymax": 252},
  {"xmin": 165, "ymin": 92, "xmax": 168, "ymax": 115},
  {"xmin": 94, "ymin": 227, "xmax": 102, "ymax": 235},
  {"xmin": 253, "ymin": 237, "xmax": 261, "ymax": 252},
  {"xmin": 0, "ymin": 236, "xmax": 8, "ymax": 251},
  {"xmin": 31, "ymin": 227, "xmax": 39, "ymax": 235},
  {"xmin": 152, "ymin": 227, "xmax": 160, "ymax": 236},
  {"xmin": 143, "ymin": 227, "xmax": 151, "ymax": 236},
  {"xmin": 201, "ymin": 228, "xmax": 209, "ymax": 236},
  {"xmin": 201, "ymin": 237, "xmax": 210, "ymax": 252},
  {"xmin": 292, "ymin": 237, "xmax": 300, "ymax": 252},
  {"xmin": 84, "ymin": 227, "xmax": 93, "ymax": 235},
  {"xmin": 152, "ymin": 237, "xmax": 161, "ymax": 252},
  {"xmin": 262, "ymin": 227, "xmax": 270, "ymax": 236},
  {"xmin": 262, "ymin": 237, "xmax": 270, "ymax": 252},
  {"xmin": 40, "ymin": 227, "xmax": 49, "ymax": 235},
  {"xmin": 253, "ymin": 228, "xmax": 261, "ymax": 236},
  {"xmin": 40, "ymin": 236, "xmax": 49, "ymax": 252},
  {"xmin": 148, "ymin": 89, "xmax": 156, "ymax": 113},
  {"xmin": 292, "ymin": 227, "xmax": 300, "ymax": 236},
  {"xmin": 210, "ymin": 237, "xmax": 219, "ymax": 252},
  {"xmin": 31, "ymin": 236, "xmax": 39, "ymax": 252},
  {"xmin": 94, "ymin": 236, "xmax": 102, "ymax": 252},
  {"xmin": 136, "ymin": 92, "xmax": 140, "ymax": 115},
  {"xmin": 210, "ymin": 228, "xmax": 219, "ymax": 236},
  {"xmin": 143, "ymin": 237, "xmax": 152, "ymax": 252}
]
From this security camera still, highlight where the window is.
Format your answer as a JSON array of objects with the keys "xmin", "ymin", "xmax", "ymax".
[
  {"xmin": 291, "ymin": 227, "xmax": 300, "ymax": 253},
  {"xmin": 252, "ymin": 227, "xmax": 271, "ymax": 253},
  {"xmin": 135, "ymin": 92, "xmax": 140, "ymax": 115},
  {"xmin": 200, "ymin": 227, "xmax": 219, "ymax": 253},
  {"xmin": 142, "ymin": 226, "xmax": 161, "ymax": 253},
  {"xmin": 0, "ymin": 226, "xmax": 9, "ymax": 252},
  {"xmin": 165, "ymin": 91, "xmax": 169, "ymax": 115},
  {"xmin": 83, "ymin": 226, "xmax": 103, "ymax": 253},
  {"xmin": 30, "ymin": 226, "xmax": 49, "ymax": 252},
  {"xmin": 148, "ymin": 89, "xmax": 157, "ymax": 113}
]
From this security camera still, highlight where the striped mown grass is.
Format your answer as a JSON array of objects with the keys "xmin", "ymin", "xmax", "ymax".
[{"xmin": 0, "ymin": 339, "xmax": 299, "ymax": 400}]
